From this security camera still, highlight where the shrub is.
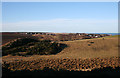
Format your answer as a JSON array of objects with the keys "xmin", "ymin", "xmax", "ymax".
[
  {"xmin": 4, "ymin": 38, "xmax": 39, "ymax": 50},
  {"xmin": 26, "ymin": 42, "xmax": 65, "ymax": 55},
  {"xmin": 2, "ymin": 38, "xmax": 67, "ymax": 56}
]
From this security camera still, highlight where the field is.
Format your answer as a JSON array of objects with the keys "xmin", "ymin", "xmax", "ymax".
[{"xmin": 2, "ymin": 34, "xmax": 120, "ymax": 77}]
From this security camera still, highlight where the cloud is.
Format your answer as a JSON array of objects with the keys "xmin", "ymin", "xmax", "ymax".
[{"xmin": 2, "ymin": 18, "xmax": 118, "ymax": 33}]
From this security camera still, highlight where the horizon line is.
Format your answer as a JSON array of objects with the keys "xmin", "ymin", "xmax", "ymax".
[{"xmin": 1, "ymin": 31, "xmax": 119, "ymax": 33}]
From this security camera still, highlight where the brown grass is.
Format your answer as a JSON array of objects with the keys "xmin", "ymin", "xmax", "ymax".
[
  {"xmin": 2, "ymin": 36, "xmax": 119, "ymax": 73},
  {"xmin": 57, "ymin": 36, "xmax": 118, "ymax": 59},
  {"xmin": 2, "ymin": 33, "xmax": 37, "ymax": 45},
  {"xmin": 2, "ymin": 36, "xmax": 118, "ymax": 62}
]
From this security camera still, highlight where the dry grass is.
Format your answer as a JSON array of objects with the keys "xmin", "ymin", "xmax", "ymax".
[
  {"xmin": 2, "ymin": 33, "xmax": 37, "ymax": 45},
  {"xmin": 57, "ymin": 36, "xmax": 118, "ymax": 59},
  {"xmin": 2, "ymin": 36, "xmax": 119, "ymax": 62},
  {"xmin": 2, "ymin": 57, "xmax": 120, "ymax": 72},
  {"xmin": 2, "ymin": 36, "xmax": 119, "ymax": 73}
]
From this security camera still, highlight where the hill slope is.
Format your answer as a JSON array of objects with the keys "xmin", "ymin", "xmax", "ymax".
[
  {"xmin": 57, "ymin": 36, "xmax": 118, "ymax": 59},
  {"xmin": 2, "ymin": 36, "xmax": 119, "ymax": 61}
]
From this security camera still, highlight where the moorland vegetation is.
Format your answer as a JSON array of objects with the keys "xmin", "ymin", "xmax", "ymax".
[{"xmin": 2, "ymin": 38, "xmax": 67, "ymax": 56}]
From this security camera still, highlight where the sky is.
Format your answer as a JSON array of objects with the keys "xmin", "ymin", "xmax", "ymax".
[
  {"xmin": 2, "ymin": 2, "xmax": 118, "ymax": 33},
  {"xmin": 1, "ymin": 0, "xmax": 119, "ymax": 2}
]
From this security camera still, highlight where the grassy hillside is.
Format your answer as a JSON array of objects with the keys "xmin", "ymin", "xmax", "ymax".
[
  {"xmin": 2, "ymin": 35, "xmax": 119, "ymax": 78},
  {"xmin": 2, "ymin": 33, "xmax": 38, "ymax": 45},
  {"xmin": 57, "ymin": 36, "xmax": 118, "ymax": 59},
  {"xmin": 2, "ymin": 35, "xmax": 119, "ymax": 61}
]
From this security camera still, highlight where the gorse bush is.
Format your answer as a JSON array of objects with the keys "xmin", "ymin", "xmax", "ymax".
[
  {"xmin": 26, "ymin": 42, "xmax": 61, "ymax": 55},
  {"xmin": 2, "ymin": 38, "xmax": 67, "ymax": 56},
  {"xmin": 3, "ymin": 38, "xmax": 39, "ymax": 50}
]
